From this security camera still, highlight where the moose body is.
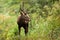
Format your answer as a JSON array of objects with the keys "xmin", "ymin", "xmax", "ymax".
[{"xmin": 17, "ymin": 9, "xmax": 30, "ymax": 35}]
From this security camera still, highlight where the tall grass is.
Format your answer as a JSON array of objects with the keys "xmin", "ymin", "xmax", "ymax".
[{"xmin": 0, "ymin": 13, "xmax": 60, "ymax": 40}]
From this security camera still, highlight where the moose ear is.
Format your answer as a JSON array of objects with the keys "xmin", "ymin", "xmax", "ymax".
[{"xmin": 20, "ymin": 11, "xmax": 25, "ymax": 15}]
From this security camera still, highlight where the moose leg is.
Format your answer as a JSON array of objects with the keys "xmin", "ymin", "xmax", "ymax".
[
  {"xmin": 24, "ymin": 24, "xmax": 28, "ymax": 36},
  {"xmin": 24, "ymin": 27, "xmax": 28, "ymax": 36},
  {"xmin": 18, "ymin": 25, "xmax": 21, "ymax": 40}
]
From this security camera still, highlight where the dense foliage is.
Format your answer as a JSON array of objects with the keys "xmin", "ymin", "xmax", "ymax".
[{"xmin": 0, "ymin": 0, "xmax": 60, "ymax": 40}]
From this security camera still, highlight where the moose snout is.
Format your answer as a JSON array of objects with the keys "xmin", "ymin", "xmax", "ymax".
[{"xmin": 28, "ymin": 18, "xmax": 31, "ymax": 22}]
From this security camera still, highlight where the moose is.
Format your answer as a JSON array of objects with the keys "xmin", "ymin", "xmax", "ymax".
[{"xmin": 17, "ymin": 8, "xmax": 30, "ymax": 36}]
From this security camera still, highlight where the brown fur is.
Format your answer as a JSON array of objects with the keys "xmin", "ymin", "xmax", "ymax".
[{"xmin": 17, "ymin": 9, "xmax": 30, "ymax": 35}]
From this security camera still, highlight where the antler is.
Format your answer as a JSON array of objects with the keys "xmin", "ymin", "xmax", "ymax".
[{"xmin": 19, "ymin": 1, "xmax": 24, "ymax": 12}]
